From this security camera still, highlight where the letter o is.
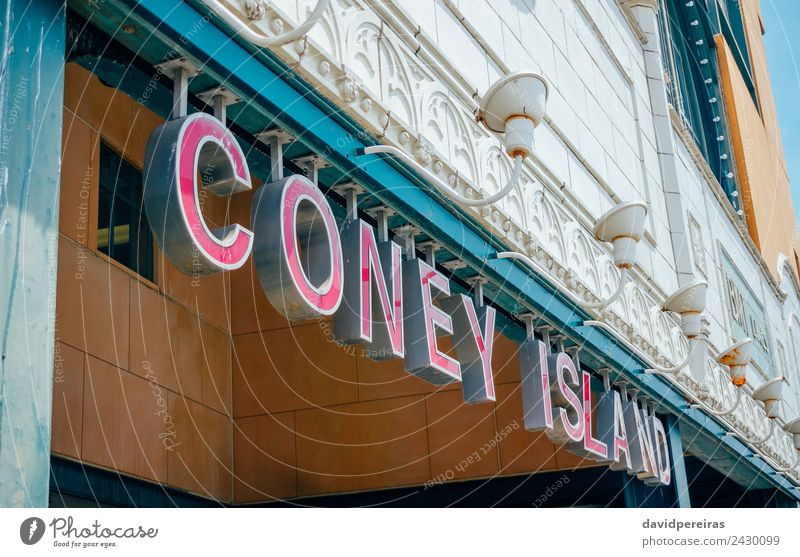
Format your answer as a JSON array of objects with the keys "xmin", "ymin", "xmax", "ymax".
[{"xmin": 251, "ymin": 174, "xmax": 343, "ymax": 320}]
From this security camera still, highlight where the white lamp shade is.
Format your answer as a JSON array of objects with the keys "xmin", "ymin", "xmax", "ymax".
[{"xmin": 478, "ymin": 71, "xmax": 548, "ymax": 133}]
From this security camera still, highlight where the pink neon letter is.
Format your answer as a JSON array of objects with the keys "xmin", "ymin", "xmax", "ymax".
[
  {"xmin": 251, "ymin": 174, "xmax": 344, "ymax": 320},
  {"xmin": 144, "ymin": 112, "xmax": 254, "ymax": 274},
  {"xmin": 359, "ymin": 221, "xmax": 403, "ymax": 357},
  {"xmin": 582, "ymin": 371, "xmax": 608, "ymax": 460},
  {"xmin": 612, "ymin": 392, "xmax": 630, "ymax": 465},
  {"xmin": 442, "ymin": 294, "xmax": 496, "ymax": 403},
  {"xmin": 403, "ymin": 258, "xmax": 460, "ymax": 384},
  {"xmin": 552, "ymin": 353, "xmax": 584, "ymax": 442}
]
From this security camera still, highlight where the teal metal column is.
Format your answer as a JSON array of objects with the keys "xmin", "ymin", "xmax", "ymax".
[
  {"xmin": 667, "ymin": 415, "xmax": 691, "ymax": 508},
  {"xmin": 0, "ymin": 0, "xmax": 65, "ymax": 507}
]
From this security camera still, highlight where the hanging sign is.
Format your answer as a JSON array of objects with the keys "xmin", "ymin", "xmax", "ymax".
[
  {"xmin": 144, "ymin": 117, "xmax": 495, "ymax": 405},
  {"xmin": 520, "ymin": 339, "xmax": 672, "ymax": 486},
  {"xmin": 144, "ymin": 115, "xmax": 668, "ymax": 483}
]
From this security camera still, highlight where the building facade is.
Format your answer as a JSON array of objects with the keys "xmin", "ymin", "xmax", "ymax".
[{"xmin": 1, "ymin": 0, "xmax": 800, "ymax": 507}]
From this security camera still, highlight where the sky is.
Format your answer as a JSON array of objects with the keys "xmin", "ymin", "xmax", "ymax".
[{"xmin": 761, "ymin": 0, "xmax": 800, "ymax": 223}]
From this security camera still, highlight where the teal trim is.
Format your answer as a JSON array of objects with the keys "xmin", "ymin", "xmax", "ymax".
[
  {"xmin": 77, "ymin": 0, "xmax": 799, "ymax": 502},
  {"xmin": 0, "ymin": 0, "xmax": 65, "ymax": 507},
  {"xmin": 667, "ymin": 415, "xmax": 692, "ymax": 508}
]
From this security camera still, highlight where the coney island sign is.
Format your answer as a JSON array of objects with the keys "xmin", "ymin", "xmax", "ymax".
[{"xmin": 143, "ymin": 112, "xmax": 671, "ymax": 486}]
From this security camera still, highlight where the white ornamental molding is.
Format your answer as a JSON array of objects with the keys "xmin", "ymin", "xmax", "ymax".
[{"xmin": 215, "ymin": 0, "xmax": 798, "ymax": 465}]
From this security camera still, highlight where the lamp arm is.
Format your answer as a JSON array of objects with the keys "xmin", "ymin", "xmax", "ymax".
[
  {"xmin": 748, "ymin": 420, "xmax": 776, "ymax": 445},
  {"xmin": 363, "ymin": 145, "xmax": 524, "ymax": 207},
  {"xmin": 496, "ymin": 252, "xmax": 628, "ymax": 310},
  {"xmin": 773, "ymin": 451, "xmax": 800, "ymax": 474},
  {"xmin": 582, "ymin": 318, "xmax": 698, "ymax": 374},
  {"xmin": 200, "ymin": 0, "xmax": 330, "ymax": 47},
  {"xmin": 692, "ymin": 388, "xmax": 743, "ymax": 417}
]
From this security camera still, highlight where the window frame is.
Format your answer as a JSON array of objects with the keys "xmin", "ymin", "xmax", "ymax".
[{"xmin": 97, "ymin": 140, "xmax": 154, "ymax": 282}]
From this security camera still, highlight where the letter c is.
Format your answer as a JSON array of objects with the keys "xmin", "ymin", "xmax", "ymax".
[{"xmin": 144, "ymin": 112, "xmax": 254, "ymax": 274}]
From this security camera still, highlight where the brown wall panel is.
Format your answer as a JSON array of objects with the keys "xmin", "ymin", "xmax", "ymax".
[
  {"xmin": 167, "ymin": 394, "xmax": 233, "ymax": 502},
  {"xmin": 234, "ymin": 413, "xmax": 297, "ymax": 503},
  {"xmin": 232, "ymin": 325, "xmax": 359, "ymax": 417},
  {"xmin": 56, "ymin": 236, "xmax": 130, "ymax": 371},
  {"xmin": 81, "ymin": 355, "xmax": 169, "ymax": 483},
  {"xmin": 294, "ymin": 396, "xmax": 430, "ymax": 496},
  {"xmin": 51, "ymin": 341, "xmax": 85, "ymax": 459},
  {"xmin": 425, "ymin": 389, "xmax": 500, "ymax": 482}
]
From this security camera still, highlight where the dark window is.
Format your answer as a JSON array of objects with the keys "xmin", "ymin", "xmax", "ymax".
[
  {"xmin": 658, "ymin": 0, "xmax": 741, "ymax": 213},
  {"xmin": 97, "ymin": 142, "xmax": 154, "ymax": 281}
]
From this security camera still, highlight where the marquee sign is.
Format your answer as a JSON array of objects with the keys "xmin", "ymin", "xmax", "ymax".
[
  {"xmin": 143, "ymin": 113, "xmax": 670, "ymax": 484},
  {"xmin": 521, "ymin": 340, "xmax": 671, "ymax": 485}
]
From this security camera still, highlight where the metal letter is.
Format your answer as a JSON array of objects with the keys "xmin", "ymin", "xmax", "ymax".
[
  {"xmin": 144, "ymin": 112, "xmax": 254, "ymax": 274},
  {"xmin": 251, "ymin": 174, "xmax": 344, "ymax": 320},
  {"xmin": 440, "ymin": 294, "xmax": 497, "ymax": 403},
  {"xmin": 334, "ymin": 219, "xmax": 404, "ymax": 359},
  {"xmin": 402, "ymin": 258, "xmax": 460, "ymax": 384}
]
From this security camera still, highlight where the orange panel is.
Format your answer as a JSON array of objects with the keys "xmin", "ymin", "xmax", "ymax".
[
  {"xmin": 59, "ymin": 109, "xmax": 95, "ymax": 246},
  {"xmin": 425, "ymin": 389, "xmax": 500, "ymax": 482},
  {"xmin": 51, "ymin": 342, "xmax": 85, "ymax": 459},
  {"xmin": 81, "ymin": 355, "xmax": 168, "ymax": 482},
  {"xmin": 294, "ymin": 396, "xmax": 430, "ymax": 496},
  {"xmin": 490, "ymin": 332, "xmax": 522, "ymax": 385},
  {"xmin": 167, "ymin": 394, "xmax": 233, "ymax": 502},
  {"xmin": 493, "ymin": 382, "xmax": 559, "ymax": 476},
  {"xmin": 234, "ymin": 412, "xmax": 297, "ymax": 503},
  {"xmin": 56, "ymin": 237, "xmax": 130, "ymax": 370},
  {"xmin": 230, "ymin": 258, "xmax": 291, "ymax": 336},
  {"xmin": 201, "ymin": 320, "xmax": 233, "ymax": 416},
  {"xmin": 129, "ymin": 282, "xmax": 201, "ymax": 402},
  {"xmin": 232, "ymin": 325, "xmax": 359, "ymax": 416}
]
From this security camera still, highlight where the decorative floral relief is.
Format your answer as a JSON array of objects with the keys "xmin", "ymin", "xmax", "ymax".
[{"xmin": 342, "ymin": 17, "xmax": 381, "ymax": 98}]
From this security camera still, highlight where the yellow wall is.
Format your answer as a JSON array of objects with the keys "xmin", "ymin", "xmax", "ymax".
[{"xmin": 717, "ymin": 0, "xmax": 800, "ymax": 277}]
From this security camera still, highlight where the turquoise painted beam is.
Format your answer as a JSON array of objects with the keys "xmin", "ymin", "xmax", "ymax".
[
  {"xmin": 91, "ymin": 0, "xmax": 799, "ymax": 501},
  {"xmin": 0, "ymin": 0, "xmax": 66, "ymax": 507},
  {"xmin": 666, "ymin": 415, "xmax": 691, "ymax": 508}
]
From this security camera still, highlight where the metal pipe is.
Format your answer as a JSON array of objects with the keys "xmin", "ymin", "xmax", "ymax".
[
  {"xmin": 363, "ymin": 145, "xmax": 524, "ymax": 207},
  {"xmin": 691, "ymin": 387, "xmax": 743, "ymax": 417},
  {"xmin": 497, "ymin": 250, "xmax": 629, "ymax": 311},
  {"xmin": 583, "ymin": 318, "xmax": 698, "ymax": 374},
  {"xmin": 200, "ymin": 0, "xmax": 329, "ymax": 47},
  {"xmin": 749, "ymin": 420, "xmax": 777, "ymax": 446}
]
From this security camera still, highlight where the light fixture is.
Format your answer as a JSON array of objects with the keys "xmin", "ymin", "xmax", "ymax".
[
  {"xmin": 363, "ymin": 71, "xmax": 548, "ymax": 207},
  {"xmin": 497, "ymin": 201, "xmax": 646, "ymax": 310},
  {"xmin": 689, "ymin": 340, "xmax": 751, "ymax": 416},
  {"xmin": 200, "ymin": 0, "xmax": 330, "ymax": 47},
  {"xmin": 661, "ymin": 280, "xmax": 708, "ymax": 338},
  {"xmin": 476, "ymin": 70, "xmax": 548, "ymax": 159},
  {"xmin": 751, "ymin": 377, "xmax": 786, "ymax": 419},
  {"xmin": 717, "ymin": 338, "xmax": 752, "ymax": 387},
  {"xmin": 592, "ymin": 201, "xmax": 648, "ymax": 270}
]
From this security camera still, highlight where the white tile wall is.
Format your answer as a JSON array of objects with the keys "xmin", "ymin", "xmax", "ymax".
[{"xmin": 389, "ymin": 0, "xmax": 800, "ymax": 405}]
